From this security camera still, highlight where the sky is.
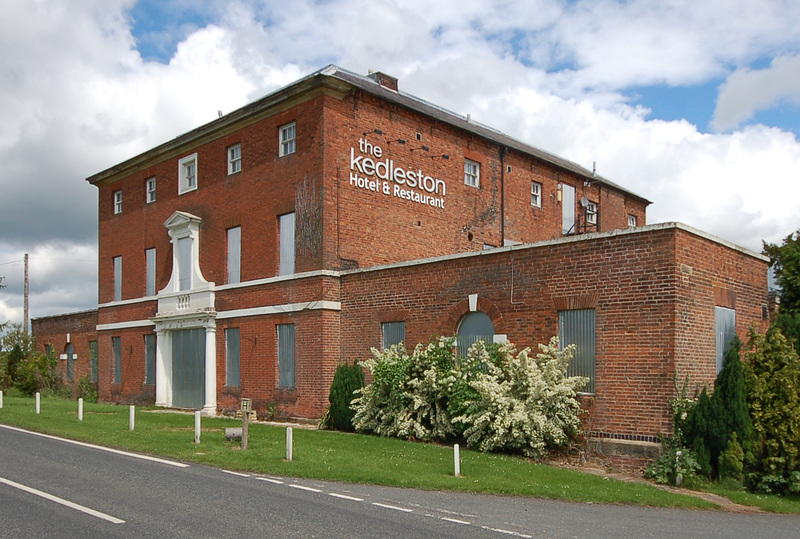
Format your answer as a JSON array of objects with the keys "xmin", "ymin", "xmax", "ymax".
[{"xmin": 1, "ymin": 0, "xmax": 799, "ymax": 327}]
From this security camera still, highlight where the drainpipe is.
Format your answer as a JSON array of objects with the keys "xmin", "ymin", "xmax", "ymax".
[{"xmin": 500, "ymin": 146, "xmax": 507, "ymax": 246}]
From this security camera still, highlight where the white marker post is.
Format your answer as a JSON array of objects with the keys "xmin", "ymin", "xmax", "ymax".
[
  {"xmin": 35, "ymin": 392, "xmax": 40, "ymax": 414},
  {"xmin": 78, "ymin": 398, "xmax": 83, "ymax": 421},
  {"xmin": 286, "ymin": 427, "xmax": 293, "ymax": 461},
  {"xmin": 0, "ymin": 390, "xmax": 3, "ymax": 409},
  {"xmin": 194, "ymin": 411, "xmax": 201, "ymax": 444},
  {"xmin": 454, "ymin": 444, "xmax": 461, "ymax": 478},
  {"xmin": 129, "ymin": 405, "xmax": 135, "ymax": 431}
]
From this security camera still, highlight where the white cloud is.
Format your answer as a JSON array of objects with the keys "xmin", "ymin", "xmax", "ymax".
[
  {"xmin": 3, "ymin": 0, "xmax": 800, "ymax": 325},
  {"xmin": 713, "ymin": 53, "xmax": 800, "ymax": 131}
]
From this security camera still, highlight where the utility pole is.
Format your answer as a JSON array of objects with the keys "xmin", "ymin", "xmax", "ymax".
[{"xmin": 24, "ymin": 253, "xmax": 29, "ymax": 333}]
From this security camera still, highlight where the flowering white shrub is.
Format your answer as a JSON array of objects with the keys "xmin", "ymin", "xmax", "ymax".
[
  {"xmin": 452, "ymin": 338, "xmax": 588, "ymax": 458},
  {"xmin": 352, "ymin": 335, "xmax": 588, "ymax": 458},
  {"xmin": 351, "ymin": 337, "xmax": 457, "ymax": 441}
]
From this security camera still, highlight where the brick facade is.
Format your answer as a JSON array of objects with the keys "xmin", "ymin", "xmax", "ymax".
[{"xmin": 32, "ymin": 66, "xmax": 768, "ymax": 442}]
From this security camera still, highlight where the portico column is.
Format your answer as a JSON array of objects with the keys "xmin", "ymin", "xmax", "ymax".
[
  {"xmin": 202, "ymin": 323, "xmax": 217, "ymax": 416},
  {"xmin": 155, "ymin": 328, "xmax": 171, "ymax": 407}
]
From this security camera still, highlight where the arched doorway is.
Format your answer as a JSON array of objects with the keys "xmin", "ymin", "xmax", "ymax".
[{"xmin": 457, "ymin": 311, "xmax": 495, "ymax": 356}]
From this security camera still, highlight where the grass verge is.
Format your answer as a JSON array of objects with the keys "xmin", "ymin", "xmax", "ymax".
[{"xmin": 0, "ymin": 394, "xmax": 716, "ymax": 509}]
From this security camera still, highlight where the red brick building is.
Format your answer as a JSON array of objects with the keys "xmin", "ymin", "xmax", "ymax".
[{"xmin": 33, "ymin": 66, "xmax": 768, "ymax": 446}]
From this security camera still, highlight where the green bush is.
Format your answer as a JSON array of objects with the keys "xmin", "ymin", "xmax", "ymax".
[
  {"xmin": 719, "ymin": 432, "xmax": 744, "ymax": 483},
  {"xmin": 352, "ymin": 336, "xmax": 588, "ymax": 458},
  {"xmin": 75, "ymin": 375, "xmax": 99, "ymax": 403},
  {"xmin": 15, "ymin": 348, "xmax": 62, "ymax": 396},
  {"xmin": 743, "ymin": 327, "xmax": 800, "ymax": 494},
  {"xmin": 322, "ymin": 361, "xmax": 364, "ymax": 431}
]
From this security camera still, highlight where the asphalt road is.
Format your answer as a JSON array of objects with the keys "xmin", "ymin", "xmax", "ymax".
[{"xmin": 1, "ymin": 424, "xmax": 799, "ymax": 538}]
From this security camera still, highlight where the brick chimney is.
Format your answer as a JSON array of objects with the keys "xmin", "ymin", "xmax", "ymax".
[{"xmin": 368, "ymin": 70, "xmax": 398, "ymax": 91}]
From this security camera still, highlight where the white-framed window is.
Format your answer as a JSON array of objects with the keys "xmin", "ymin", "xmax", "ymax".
[
  {"xmin": 586, "ymin": 201, "xmax": 597, "ymax": 225},
  {"xmin": 464, "ymin": 159, "xmax": 480, "ymax": 188},
  {"xmin": 114, "ymin": 190, "xmax": 123, "ymax": 214},
  {"xmin": 113, "ymin": 256, "xmax": 122, "ymax": 301},
  {"xmin": 279, "ymin": 212, "xmax": 295, "ymax": 276},
  {"xmin": 178, "ymin": 153, "xmax": 198, "ymax": 194},
  {"xmin": 531, "ymin": 181, "xmax": 542, "ymax": 208},
  {"xmin": 227, "ymin": 226, "xmax": 241, "ymax": 284},
  {"xmin": 228, "ymin": 143, "xmax": 241, "ymax": 174},
  {"xmin": 382, "ymin": 321, "xmax": 406, "ymax": 351},
  {"xmin": 145, "ymin": 248, "xmax": 156, "ymax": 296},
  {"xmin": 277, "ymin": 324, "xmax": 295, "ymax": 388},
  {"xmin": 146, "ymin": 177, "xmax": 156, "ymax": 203},
  {"xmin": 627, "ymin": 214, "xmax": 637, "ymax": 227},
  {"xmin": 279, "ymin": 122, "xmax": 296, "ymax": 157}
]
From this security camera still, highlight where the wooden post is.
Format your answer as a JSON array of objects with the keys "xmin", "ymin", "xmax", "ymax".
[
  {"xmin": 194, "ymin": 411, "xmax": 201, "ymax": 444},
  {"xmin": 454, "ymin": 444, "xmax": 461, "ymax": 477},
  {"xmin": 129, "ymin": 405, "xmax": 135, "ymax": 431},
  {"xmin": 286, "ymin": 427, "xmax": 293, "ymax": 461},
  {"xmin": 241, "ymin": 409, "xmax": 249, "ymax": 451},
  {"xmin": 35, "ymin": 392, "xmax": 40, "ymax": 414},
  {"xmin": 78, "ymin": 398, "xmax": 83, "ymax": 421}
]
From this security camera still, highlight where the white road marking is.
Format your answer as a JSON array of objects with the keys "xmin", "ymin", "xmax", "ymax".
[
  {"xmin": 0, "ymin": 476, "xmax": 125, "ymax": 524},
  {"xmin": 289, "ymin": 484, "xmax": 322, "ymax": 493},
  {"xmin": 372, "ymin": 502, "xmax": 413, "ymax": 513},
  {"xmin": 256, "ymin": 477, "xmax": 284, "ymax": 485},
  {"xmin": 482, "ymin": 526, "xmax": 532, "ymax": 538},
  {"xmin": 441, "ymin": 517, "xmax": 471, "ymax": 525},
  {"xmin": 328, "ymin": 492, "xmax": 364, "ymax": 502},
  {"xmin": 222, "ymin": 470, "xmax": 250, "ymax": 477},
  {"xmin": 0, "ymin": 424, "xmax": 188, "ymax": 468}
]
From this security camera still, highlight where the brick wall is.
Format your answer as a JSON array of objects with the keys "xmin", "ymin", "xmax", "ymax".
[
  {"xmin": 339, "ymin": 224, "xmax": 768, "ymax": 440},
  {"xmin": 31, "ymin": 310, "xmax": 98, "ymax": 387}
]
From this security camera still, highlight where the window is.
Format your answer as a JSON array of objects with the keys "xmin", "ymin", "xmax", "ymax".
[
  {"xmin": 464, "ymin": 159, "xmax": 480, "ymax": 188},
  {"xmin": 113, "ymin": 256, "xmax": 122, "ymax": 301},
  {"xmin": 562, "ymin": 183, "xmax": 576, "ymax": 235},
  {"xmin": 715, "ymin": 307, "xmax": 736, "ymax": 374},
  {"xmin": 112, "ymin": 336, "xmax": 121, "ymax": 384},
  {"xmin": 279, "ymin": 212, "xmax": 295, "ymax": 276},
  {"xmin": 146, "ymin": 177, "xmax": 156, "ymax": 203},
  {"xmin": 559, "ymin": 309, "xmax": 596, "ymax": 393},
  {"xmin": 586, "ymin": 201, "xmax": 597, "ymax": 225},
  {"xmin": 145, "ymin": 248, "xmax": 156, "ymax": 296},
  {"xmin": 90, "ymin": 341, "xmax": 98, "ymax": 383},
  {"xmin": 228, "ymin": 144, "xmax": 241, "ymax": 174},
  {"xmin": 277, "ymin": 324, "xmax": 295, "ymax": 388},
  {"xmin": 178, "ymin": 236, "xmax": 192, "ymax": 291},
  {"xmin": 457, "ymin": 311, "xmax": 494, "ymax": 357},
  {"xmin": 226, "ymin": 328, "xmax": 240, "ymax": 387},
  {"xmin": 178, "ymin": 153, "xmax": 198, "ymax": 194},
  {"xmin": 227, "ymin": 226, "xmax": 241, "ymax": 284},
  {"xmin": 279, "ymin": 122, "xmax": 296, "ymax": 156},
  {"xmin": 65, "ymin": 343, "xmax": 75, "ymax": 382},
  {"xmin": 382, "ymin": 322, "xmax": 405, "ymax": 350},
  {"xmin": 114, "ymin": 190, "xmax": 122, "ymax": 214},
  {"xmin": 531, "ymin": 181, "xmax": 542, "ymax": 208},
  {"xmin": 144, "ymin": 334, "xmax": 156, "ymax": 385},
  {"xmin": 628, "ymin": 214, "xmax": 637, "ymax": 227}
]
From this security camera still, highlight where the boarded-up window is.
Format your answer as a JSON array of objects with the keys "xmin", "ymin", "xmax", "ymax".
[
  {"xmin": 382, "ymin": 322, "xmax": 405, "ymax": 350},
  {"xmin": 457, "ymin": 312, "xmax": 494, "ymax": 357},
  {"xmin": 279, "ymin": 213, "xmax": 295, "ymax": 276},
  {"xmin": 715, "ymin": 307, "xmax": 736, "ymax": 374},
  {"xmin": 145, "ymin": 248, "xmax": 156, "ymax": 296},
  {"xmin": 178, "ymin": 237, "xmax": 192, "ymax": 291},
  {"xmin": 112, "ymin": 336, "xmax": 121, "ymax": 384},
  {"xmin": 227, "ymin": 227, "xmax": 241, "ymax": 284},
  {"xmin": 226, "ymin": 328, "xmax": 240, "ymax": 387},
  {"xmin": 90, "ymin": 341, "xmax": 98, "ymax": 383},
  {"xmin": 113, "ymin": 256, "xmax": 122, "ymax": 301},
  {"xmin": 65, "ymin": 343, "xmax": 75, "ymax": 382},
  {"xmin": 144, "ymin": 334, "xmax": 156, "ymax": 385},
  {"xmin": 559, "ymin": 309, "xmax": 596, "ymax": 393},
  {"xmin": 562, "ymin": 184, "xmax": 576, "ymax": 235},
  {"xmin": 277, "ymin": 324, "xmax": 295, "ymax": 388}
]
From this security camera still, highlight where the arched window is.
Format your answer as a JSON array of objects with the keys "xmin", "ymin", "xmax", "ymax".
[{"xmin": 457, "ymin": 312, "xmax": 494, "ymax": 356}]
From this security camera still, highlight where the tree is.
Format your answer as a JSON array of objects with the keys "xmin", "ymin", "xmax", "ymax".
[{"xmin": 764, "ymin": 230, "xmax": 800, "ymax": 351}]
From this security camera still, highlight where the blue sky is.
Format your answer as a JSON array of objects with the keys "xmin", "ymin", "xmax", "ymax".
[{"xmin": 1, "ymin": 0, "xmax": 800, "ymax": 324}]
